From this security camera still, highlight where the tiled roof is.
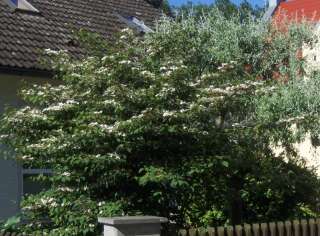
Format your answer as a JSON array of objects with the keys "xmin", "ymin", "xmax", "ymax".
[
  {"xmin": 0, "ymin": 0, "xmax": 162, "ymax": 72},
  {"xmin": 273, "ymin": 0, "xmax": 320, "ymax": 23}
]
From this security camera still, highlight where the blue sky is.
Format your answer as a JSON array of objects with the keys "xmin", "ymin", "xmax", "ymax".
[{"xmin": 169, "ymin": 0, "xmax": 265, "ymax": 7}]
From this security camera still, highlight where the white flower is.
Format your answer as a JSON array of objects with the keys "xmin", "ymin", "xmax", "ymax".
[
  {"xmin": 201, "ymin": 73, "xmax": 219, "ymax": 79},
  {"xmin": 102, "ymin": 55, "xmax": 115, "ymax": 61},
  {"xmin": 121, "ymin": 28, "xmax": 131, "ymax": 33},
  {"xmin": 110, "ymin": 153, "xmax": 121, "ymax": 160},
  {"xmin": 58, "ymin": 187, "xmax": 73, "ymax": 192},
  {"xmin": 165, "ymin": 71, "xmax": 173, "ymax": 76},
  {"xmin": 119, "ymin": 60, "xmax": 131, "ymax": 65},
  {"xmin": 93, "ymin": 111, "xmax": 103, "ymax": 114},
  {"xmin": 40, "ymin": 197, "xmax": 55, "ymax": 205},
  {"xmin": 43, "ymin": 100, "xmax": 79, "ymax": 112},
  {"xmin": 141, "ymin": 71, "xmax": 155, "ymax": 77},
  {"xmin": 170, "ymin": 65, "xmax": 178, "ymax": 71},
  {"xmin": 163, "ymin": 111, "xmax": 175, "ymax": 117},
  {"xmin": 71, "ymin": 73, "xmax": 81, "ymax": 78},
  {"xmin": 44, "ymin": 48, "xmax": 60, "ymax": 55},
  {"xmin": 62, "ymin": 172, "xmax": 71, "ymax": 177},
  {"xmin": 160, "ymin": 66, "xmax": 167, "ymax": 71},
  {"xmin": 21, "ymin": 155, "xmax": 34, "ymax": 161},
  {"xmin": 89, "ymin": 122, "xmax": 118, "ymax": 133}
]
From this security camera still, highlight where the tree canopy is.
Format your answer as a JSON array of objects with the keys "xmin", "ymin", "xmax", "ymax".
[
  {"xmin": 174, "ymin": 0, "xmax": 264, "ymax": 19},
  {"xmin": 147, "ymin": 0, "xmax": 171, "ymax": 15},
  {"xmin": 1, "ymin": 9, "xmax": 320, "ymax": 236}
]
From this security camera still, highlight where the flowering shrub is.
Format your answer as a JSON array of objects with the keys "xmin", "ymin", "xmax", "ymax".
[{"xmin": 1, "ymin": 10, "xmax": 319, "ymax": 235}]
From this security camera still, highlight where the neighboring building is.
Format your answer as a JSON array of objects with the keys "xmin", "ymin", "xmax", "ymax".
[
  {"xmin": 264, "ymin": 0, "xmax": 320, "ymax": 22},
  {"xmin": 264, "ymin": 0, "xmax": 320, "ymax": 174},
  {"xmin": 0, "ymin": 0, "xmax": 162, "ymax": 221}
]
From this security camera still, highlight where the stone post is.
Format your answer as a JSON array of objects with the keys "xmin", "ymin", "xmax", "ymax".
[{"xmin": 98, "ymin": 216, "xmax": 168, "ymax": 236}]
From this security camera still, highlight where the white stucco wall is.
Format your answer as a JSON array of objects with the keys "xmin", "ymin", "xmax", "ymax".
[
  {"xmin": 274, "ymin": 134, "xmax": 320, "ymax": 175},
  {"xmin": 303, "ymin": 24, "xmax": 320, "ymax": 76},
  {"xmin": 275, "ymin": 26, "xmax": 320, "ymax": 176},
  {"xmin": 0, "ymin": 73, "xmax": 51, "ymax": 221}
]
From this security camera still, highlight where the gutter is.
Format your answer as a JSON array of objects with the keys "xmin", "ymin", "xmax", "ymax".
[{"xmin": 0, "ymin": 66, "xmax": 53, "ymax": 78}]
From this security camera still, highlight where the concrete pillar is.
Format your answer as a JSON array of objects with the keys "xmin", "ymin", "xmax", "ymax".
[{"xmin": 98, "ymin": 216, "xmax": 168, "ymax": 236}]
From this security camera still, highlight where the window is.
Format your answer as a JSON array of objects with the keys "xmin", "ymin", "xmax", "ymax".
[
  {"xmin": 5, "ymin": 0, "xmax": 39, "ymax": 13},
  {"xmin": 22, "ymin": 169, "xmax": 52, "ymax": 195},
  {"xmin": 116, "ymin": 13, "xmax": 153, "ymax": 34}
]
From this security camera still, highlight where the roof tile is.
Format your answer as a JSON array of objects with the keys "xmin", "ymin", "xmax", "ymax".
[
  {"xmin": 274, "ymin": 0, "xmax": 320, "ymax": 22},
  {"xmin": 0, "ymin": 0, "xmax": 162, "ymax": 71}
]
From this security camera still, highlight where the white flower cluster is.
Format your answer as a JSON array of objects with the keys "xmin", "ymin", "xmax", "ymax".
[
  {"xmin": 102, "ymin": 55, "xmax": 115, "ymax": 62},
  {"xmin": 96, "ymin": 67, "xmax": 110, "ymax": 75},
  {"xmin": 159, "ymin": 60, "xmax": 187, "ymax": 77},
  {"xmin": 110, "ymin": 152, "xmax": 121, "ymax": 160},
  {"xmin": 93, "ymin": 111, "xmax": 103, "ymax": 115},
  {"xmin": 217, "ymin": 61, "xmax": 237, "ymax": 71},
  {"xmin": 27, "ymin": 135, "xmax": 73, "ymax": 152},
  {"xmin": 156, "ymin": 83, "xmax": 176, "ymax": 98},
  {"xmin": 200, "ymin": 73, "xmax": 220, "ymax": 80},
  {"xmin": 140, "ymin": 70, "xmax": 155, "ymax": 78},
  {"xmin": 62, "ymin": 171, "xmax": 71, "ymax": 177},
  {"xmin": 163, "ymin": 110, "xmax": 175, "ymax": 117},
  {"xmin": 102, "ymin": 99, "xmax": 118, "ymax": 106},
  {"xmin": 89, "ymin": 122, "xmax": 119, "ymax": 133},
  {"xmin": 22, "ymin": 197, "xmax": 58, "ymax": 211},
  {"xmin": 162, "ymin": 107, "xmax": 189, "ymax": 118},
  {"xmin": 58, "ymin": 186, "xmax": 74, "ymax": 192},
  {"xmin": 129, "ymin": 108, "xmax": 154, "ymax": 120},
  {"xmin": 43, "ymin": 100, "xmax": 79, "ymax": 112},
  {"xmin": 204, "ymin": 81, "xmax": 265, "ymax": 96},
  {"xmin": 20, "ymin": 155, "xmax": 34, "ymax": 161},
  {"xmin": 119, "ymin": 60, "xmax": 132, "ymax": 65},
  {"xmin": 0, "ymin": 134, "xmax": 9, "ymax": 140},
  {"xmin": 45, "ymin": 85, "xmax": 68, "ymax": 94},
  {"xmin": 121, "ymin": 27, "xmax": 134, "ymax": 34},
  {"xmin": 44, "ymin": 48, "xmax": 60, "ymax": 55},
  {"xmin": 71, "ymin": 72, "xmax": 82, "ymax": 78},
  {"xmin": 27, "ymin": 136, "xmax": 58, "ymax": 150},
  {"xmin": 7, "ymin": 107, "xmax": 48, "ymax": 123}
]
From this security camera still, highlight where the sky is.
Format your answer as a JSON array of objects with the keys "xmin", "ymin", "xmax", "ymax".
[{"xmin": 168, "ymin": 0, "xmax": 265, "ymax": 7}]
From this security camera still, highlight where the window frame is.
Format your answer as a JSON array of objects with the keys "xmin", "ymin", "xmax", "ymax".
[
  {"xmin": 21, "ymin": 169, "xmax": 53, "ymax": 196},
  {"xmin": 4, "ymin": 0, "xmax": 39, "ymax": 13}
]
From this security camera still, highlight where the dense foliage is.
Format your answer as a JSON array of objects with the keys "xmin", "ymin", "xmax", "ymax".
[
  {"xmin": 174, "ymin": 0, "xmax": 264, "ymax": 19},
  {"xmin": 1, "ymin": 9, "xmax": 320, "ymax": 235},
  {"xmin": 147, "ymin": 0, "xmax": 171, "ymax": 15}
]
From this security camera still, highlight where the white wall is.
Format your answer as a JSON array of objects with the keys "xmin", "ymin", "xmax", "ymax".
[
  {"xmin": 274, "ymin": 29, "xmax": 320, "ymax": 176},
  {"xmin": 274, "ymin": 134, "xmax": 320, "ymax": 175},
  {"xmin": 303, "ymin": 25, "xmax": 320, "ymax": 76}
]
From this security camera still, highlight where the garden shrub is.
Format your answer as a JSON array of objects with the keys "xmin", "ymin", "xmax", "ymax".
[{"xmin": 1, "ymin": 9, "xmax": 320, "ymax": 235}]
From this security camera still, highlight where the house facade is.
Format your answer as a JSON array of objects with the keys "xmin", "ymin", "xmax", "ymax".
[
  {"xmin": 264, "ymin": 0, "xmax": 320, "ymax": 174},
  {"xmin": 0, "ymin": 0, "xmax": 162, "ymax": 221}
]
